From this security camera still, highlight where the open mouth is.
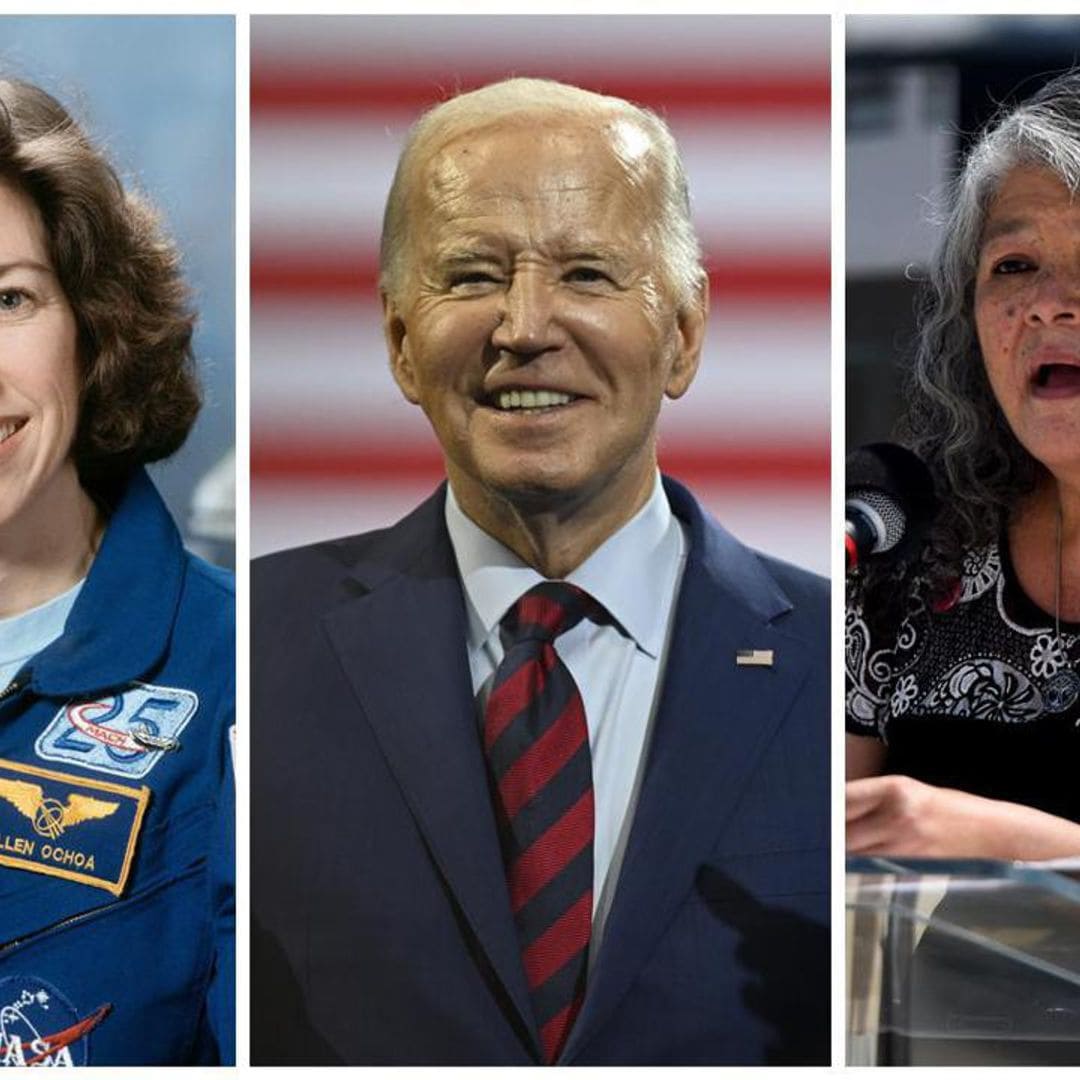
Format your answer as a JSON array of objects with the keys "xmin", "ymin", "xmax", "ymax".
[
  {"xmin": 486, "ymin": 389, "xmax": 580, "ymax": 412},
  {"xmin": 0, "ymin": 418, "xmax": 27, "ymax": 445},
  {"xmin": 1033, "ymin": 364, "xmax": 1080, "ymax": 393}
]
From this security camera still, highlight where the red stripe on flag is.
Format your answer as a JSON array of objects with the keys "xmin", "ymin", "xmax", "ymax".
[
  {"xmin": 251, "ymin": 70, "xmax": 829, "ymax": 115},
  {"xmin": 250, "ymin": 256, "xmax": 829, "ymax": 302},
  {"xmin": 511, "ymin": 789, "xmax": 594, "ymax": 913},
  {"xmin": 499, "ymin": 686, "xmax": 587, "ymax": 820},
  {"xmin": 250, "ymin": 441, "xmax": 829, "ymax": 486}
]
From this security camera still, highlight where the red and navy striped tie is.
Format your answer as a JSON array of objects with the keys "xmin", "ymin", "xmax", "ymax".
[{"xmin": 484, "ymin": 582, "xmax": 596, "ymax": 1064}]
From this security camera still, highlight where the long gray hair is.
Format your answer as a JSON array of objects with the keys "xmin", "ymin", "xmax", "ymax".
[{"xmin": 900, "ymin": 69, "xmax": 1080, "ymax": 586}]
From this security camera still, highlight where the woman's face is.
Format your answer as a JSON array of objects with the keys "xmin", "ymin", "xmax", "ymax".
[
  {"xmin": 0, "ymin": 180, "xmax": 82, "ymax": 535},
  {"xmin": 975, "ymin": 165, "xmax": 1080, "ymax": 478}
]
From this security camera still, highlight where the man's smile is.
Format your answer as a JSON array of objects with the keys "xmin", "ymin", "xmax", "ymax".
[{"xmin": 479, "ymin": 386, "xmax": 584, "ymax": 414}]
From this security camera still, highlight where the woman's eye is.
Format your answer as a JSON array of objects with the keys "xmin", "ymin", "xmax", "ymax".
[
  {"xmin": 0, "ymin": 288, "xmax": 29, "ymax": 313},
  {"xmin": 991, "ymin": 257, "xmax": 1035, "ymax": 275}
]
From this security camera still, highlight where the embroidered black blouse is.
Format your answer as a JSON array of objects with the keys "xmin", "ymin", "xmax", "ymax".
[{"xmin": 846, "ymin": 542, "xmax": 1080, "ymax": 823}]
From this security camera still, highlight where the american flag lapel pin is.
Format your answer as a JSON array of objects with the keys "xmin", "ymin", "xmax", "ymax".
[{"xmin": 736, "ymin": 649, "xmax": 774, "ymax": 667}]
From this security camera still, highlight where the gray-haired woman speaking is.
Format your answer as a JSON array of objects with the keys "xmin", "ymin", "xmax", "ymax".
[{"xmin": 847, "ymin": 70, "xmax": 1080, "ymax": 859}]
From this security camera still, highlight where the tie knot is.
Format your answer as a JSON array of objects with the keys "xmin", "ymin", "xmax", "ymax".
[{"xmin": 500, "ymin": 582, "xmax": 595, "ymax": 648}]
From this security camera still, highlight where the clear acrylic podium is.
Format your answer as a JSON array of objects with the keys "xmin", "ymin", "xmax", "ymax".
[{"xmin": 847, "ymin": 856, "xmax": 1080, "ymax": 1065}]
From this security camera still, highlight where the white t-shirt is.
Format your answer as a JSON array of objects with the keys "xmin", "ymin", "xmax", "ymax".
[{"xmin": 0, "ymin": 580, "xmax": 84, "ymax": 690}]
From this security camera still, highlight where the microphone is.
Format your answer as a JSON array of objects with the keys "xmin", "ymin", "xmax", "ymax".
[{"xmin": 846, "ymin": 443, "xmax": 936, "ymax": 571}]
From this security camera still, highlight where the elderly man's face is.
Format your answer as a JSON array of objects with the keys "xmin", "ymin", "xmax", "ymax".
[{"xmin": 384, "ymin": 115, "xmax": 703, "ymax": 519}]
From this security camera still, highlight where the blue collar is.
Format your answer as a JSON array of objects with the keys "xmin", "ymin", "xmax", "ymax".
[{"xmin": 29, "ymin": 468, "xmax": 184, "ymax": 696}]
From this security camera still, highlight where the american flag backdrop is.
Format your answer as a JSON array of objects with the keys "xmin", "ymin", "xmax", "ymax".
[{"xmin": 251, "ymin": 15, "xmax": 830, "ymax": 572}]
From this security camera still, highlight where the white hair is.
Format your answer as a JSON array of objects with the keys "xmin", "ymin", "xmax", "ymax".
[
  {"xmin": 902, "ymin": 68, "xmax": 1080, "ymax": 583},
  {"xmin": 379, "ymin": 77, "xmax": 705, "ymax": 307}
]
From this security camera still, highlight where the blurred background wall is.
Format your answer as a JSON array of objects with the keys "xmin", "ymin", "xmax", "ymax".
[
  {"xmin": 847, "ymin": 14, "xmax": 1080, "ymax": 455},
  {"xmin": 251, "ymin": 14, "xmax": 829, "ymax": 573},
  {"xmin": 0, "ymin": 15, "xmax": 235, "ymax": 565}
]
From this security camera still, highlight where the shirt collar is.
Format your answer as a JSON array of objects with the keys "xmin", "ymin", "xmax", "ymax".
[{"xmin": 444, "ymin": 474, "xmax": 682, "ymax": 659}]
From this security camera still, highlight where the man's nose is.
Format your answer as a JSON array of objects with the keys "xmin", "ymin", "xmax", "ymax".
[
  {"xmin": 490, "ymin": 273, "xmax": 562, "ymax": 356},
  {"xmin": 1024, "ymin": 267, "xmax": 1080, "ymax": 326}
]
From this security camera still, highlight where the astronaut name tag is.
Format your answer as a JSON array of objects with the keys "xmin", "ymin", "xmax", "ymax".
[
  {"xmin": 0, "ymin": 758, "xmax": 149, "ymax": 896},
  {"xmin": 35, "ymin": 682, "xmax": 197, "ymax": 780}
]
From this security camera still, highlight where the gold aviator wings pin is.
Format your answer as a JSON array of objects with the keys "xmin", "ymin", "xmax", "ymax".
[{"xmin": 0, "ymin": 777, "xmax": 119, "ymax": 838}]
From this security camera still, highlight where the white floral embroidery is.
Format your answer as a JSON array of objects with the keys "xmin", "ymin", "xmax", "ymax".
[
  {"xmin": 959, "ymin": 546, "xmax": 1001, "ymax": 602},
  {"xmin": 846, "ymin": 541, "xmax": 1079, "ymax": 738},
  {"xmin": 921, "ymin": 659, "xmax": 1043, "ymax": 724},
  {"xmin": 1030, "ymin": 634, "xmax": 1067, "ymax": 679},
  {"xmin": 890, "ymin": 674, "xmax": 919, "ymax": 717}
]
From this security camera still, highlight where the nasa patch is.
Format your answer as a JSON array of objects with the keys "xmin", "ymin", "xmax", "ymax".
[
  {"xmin": 35, "ymin": 683, "xmax": 197, "ymax": 780},
  {"xmin": 0, "ymin": 975, "xmax": 111, "ymax": 1067}
]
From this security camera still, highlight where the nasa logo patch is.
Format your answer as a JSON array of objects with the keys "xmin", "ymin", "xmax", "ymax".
[
  {"xmin": 0, "ymin": 975, "xmax": 111, "ymax": 1067},
  {"xmin": 35, "ymin": 683, "xmax": 197, "ymax": 780}
]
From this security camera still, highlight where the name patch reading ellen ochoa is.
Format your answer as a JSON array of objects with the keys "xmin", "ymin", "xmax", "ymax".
[{"xmin": 0, "ymin": 758, "xmax": 149, "ymax": 896}]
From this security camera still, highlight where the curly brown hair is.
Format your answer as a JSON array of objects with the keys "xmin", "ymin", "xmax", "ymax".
[{"xmin": 0, "ymin": 77, "xmax": 200, "ymax": 504}]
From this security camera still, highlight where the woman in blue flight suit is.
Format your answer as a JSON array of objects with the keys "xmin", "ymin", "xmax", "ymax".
[{"xmin": 0, "ymin": 78, "xmax": 233, "ymax": 1065}]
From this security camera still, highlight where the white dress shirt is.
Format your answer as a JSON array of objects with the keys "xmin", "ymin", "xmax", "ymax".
[{"xmin": 444, "ymin": 474, "xmax": 687, "ymax": 957}]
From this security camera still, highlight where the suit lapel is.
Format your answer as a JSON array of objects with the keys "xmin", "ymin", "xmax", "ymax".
[
  {"xmin": 320, "ymin": 492, "xmax": 541, "ymax": 1058},
  {"xmin": 564, "ymin": 482, "xmax": 815, "ymax": 1061}
]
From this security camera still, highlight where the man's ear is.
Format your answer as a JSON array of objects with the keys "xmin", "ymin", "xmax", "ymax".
[
  {"xmin": 665, "ymin": 276, "xmax": 708, "ymax": 401},
  {"xmin": 382, "ymin": 289, "xmax": 420, "ymax": 404}
]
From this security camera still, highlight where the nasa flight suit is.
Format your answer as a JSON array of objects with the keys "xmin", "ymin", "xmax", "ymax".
[{"xmin": 0, "ymin": 469, "xmax": 234, "ymax": 1065}]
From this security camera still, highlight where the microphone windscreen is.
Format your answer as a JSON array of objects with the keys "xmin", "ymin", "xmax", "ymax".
[{"xmin": 846, "ymin": 443, "xmax": 937, "ymax": 562}]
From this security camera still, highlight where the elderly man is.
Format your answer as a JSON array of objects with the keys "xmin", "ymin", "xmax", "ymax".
[{"xmin": 253, "ymin": 78, "xmax": 829, "ymax": 1065}]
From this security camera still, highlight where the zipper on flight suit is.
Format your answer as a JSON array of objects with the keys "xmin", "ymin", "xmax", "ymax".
[
  {"xmin": 0, "ymin": 669, "xmax": 109, "ymax": 956},
  {"xmin": 0, "ymin": 864, "xmax": 202, "ymax": 959},
  {"xmin": 0, "ymin": 903, "xmax": 119, "ymax": 958},
  {"xmin": 0, "ymin": 673, "xmax": 27, "ymax": 703}
]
